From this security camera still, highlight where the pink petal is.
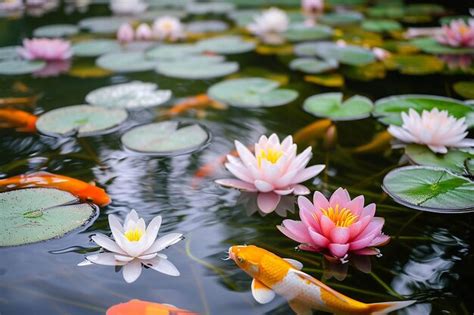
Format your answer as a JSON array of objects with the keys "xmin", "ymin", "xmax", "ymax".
[
  {"xmin": 290, "ymin": 164, "xmax": 325, "ymax": 184},
  {"xmin": 330, "ymin": 227, "xmax": 350, "ymax": 244},
  {"xmin": 293, "ymin": 184, "xmax": 310, "ymax": 195},
  {"xmin": 298, "ymin": 244, "xmax": 321, "ymax": 252},
  {"xmin": 360, "ymin": 203, "xmax": 376, "ymax": 218},
  {"xmin": 257, "ymin": 192, "xmax": 281, "ymax": 213},
  {"xmin": 369, "ymin": 234, "xmax": 390, "ymax": 247},
  {"xmin": 215, "ymin": 179, "xmax": 257, "ymax": 192},
  {"xmin": 308, "ymin": 228, "xmax": 330, "ymax": 247},
  {"xmin": 313, "ymin": 191, "xmax": 329, "ymax": 209},
  {"xmin": 358, "ymin": 217, "xmax": 385, "ymax": 239},
  {"xmin": 353, "ymin": 248, "xmax": 380, "ymax": 256},
  {"xmin": 329, "ymin": 187, "xmax": 351, "ymax": 208},
  {"xmin": 274, "ymin": 187, "xmax": 294, "ymax": 195},
  {"xmin": 278, "ymin": 220, "xmax": 312, "ymax": 243},
  {"xmin": 254, "ymin": 179, "xmax": 274, "ymax": 192},
  {"xmin": 345, "ymin": 195, "xmax": 364, "ymax": 215},
  {"xmin": 320, "ymin": 215, "xmax": 335, "ymax": 236},
  {"xmin": 328, "ymin": 243, "xmax": 349, "ymax": 258},
  {"xmin": 348, "ymin": 215, "xmax": 371, "ymax": 240},
  {"xmin": 349, "ymin": 232, "xmax": 377, "ymax": 251}
]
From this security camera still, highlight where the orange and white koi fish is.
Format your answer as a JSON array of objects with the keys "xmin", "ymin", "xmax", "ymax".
[
  {"xmin": 163, "ymin": 93, "xmax": 226, "ymax": 117},
  {"xmin": 229, "ymin": 245, "xmax": 415, "ymax": 315},
  {"xmin": 0, "ymin": 108, "xmax": 37, "ymax": 132},
  {"xmin": 0, "ymin": 172, "xmax": 111, "ymax": 206},
  {"xmin": 107, "ymin": 299, "xmax": 199, "ymax": 315},
  {"xmin": 352, "ymin": 131, "xmax": 393, "ymax": 154}
]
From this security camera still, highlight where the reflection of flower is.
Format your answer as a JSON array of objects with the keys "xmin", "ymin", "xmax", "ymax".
[
  {"xmin": 388, "ymin": 108, "xmax": 474, "ymax": 154},
  {"xmin": 322, "ymin": 254, "xmax": 371, "ymax": 281},
  {"xmin": 135, "ymin": 23, "xmax": 153, "ymax": 41},
  {"xmin": 237, "ymin": 191, "xmax": 296, "ymax": 217},
  {"xmin": 117, "ymin": 23, "xmax": 134, "ymax": 43},
  {"xmin": 216, "ymin": 134, "xmax": 325, "ymax": 213},
  {"xmin": 33, "ymin": 60, "xmax": 71, "ymax": 77},
  {"xmin": 302, "ymin": 0, "xmax": 324, "ymax": 26},
  {"xmin": 278, "ymin": 188, "xmax": 389, "ymax": 260},
  {"xmin": 18, "ymin": 38, "xmax": 72, "ymax": 61},
  {"xmin": 436, "ymin": 19, "xmax": 474, "ymax": 48},
  {"xmin": 440, "ymin": 54, "xmax": 473, "ymax": 70},
  {"xmin": 152, "ymin": 16, "xmax": 185, "ymax": 41},
  {"xmin": 110, "ymin": 0, "xmax": 147, "ymax": 15},
  {"xmin": 247, "ymin": 7, "xmax": 289, "ymax": 44},
  {"xmin": 79, "ymin": 210, "xmax": 183, "ymax": 283}
]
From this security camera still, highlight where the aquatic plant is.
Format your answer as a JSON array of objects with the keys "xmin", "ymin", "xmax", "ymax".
[
  {"xmin": 278, "ymin": 188, "xmax": 390, "ymax": 260},
  {"xmin": 387, "ymin": 108, "xmax": 474, "ymax": 154},
  {"xmin": 109, "ymin": 0, "xmax": 147, "ymax": 15},
  {"xmin": 117, "ymin": 23, "xmax": 134, "ymax": 43},
  {"xmin": 152, "ymin": 16, "xmax": 185, "ymax": 41},
  {"xmin": 247, "ymin": 7, "xmax": 289, "ymax": 44},
  {"xmin": 135, "ymin": 23, "xmax": 153, "ymax": 41},
  {"xmin": 216, "ymin": 134, "xmax": 325, "ymax": 213},
  {"xmin": 18, "ymin": 38, "xmax": 72, "ymax": 61},
  {"xmin": 301, "ymin": 0, "xmax": 324, "ymax": 26},
  {"xmin": 436, "ymin": 19, "xmax": 474, "ymax": 48},
  {"xmin": 79, "ymin": 210, "xmax": 183, "ymax": 283}
]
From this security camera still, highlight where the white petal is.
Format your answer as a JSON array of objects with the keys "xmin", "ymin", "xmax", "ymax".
[
  {"xmin": 122, "ymin": 259, "xmax": 143, "ymax": 283},
  {"xmin": 91, "ymin": 233, "xmax": 125, "ymax": 255},
  {"xmin": 115, "ymin": 254, "xmax": 135, "ymax": 262},
  {"xmin": 144, "ymin": 233, "xmax": 183, "ymax": 254},
  {"xmin": 144, "ymin": 215, "xmax": 162, "ymax": 250},
  {"xmin": 254, "ymin": 179, "xmax": 274, "ymax": 192},
  {"xmin": 78, "ymin": 260, "xmax": 93, "ymax": 266},
  {"xmin": 144, "ymin": 257, "xmax": 180, "ymax": 276},
  {"xmin": 85, "ymin": 253, "xmax": 125, "ymax": 266}
]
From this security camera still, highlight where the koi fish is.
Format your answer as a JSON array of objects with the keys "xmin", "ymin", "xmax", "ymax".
[
  {"xmin": 0, "ymin": 172, "xmax": 111, "ymax": 206},
  {"xmin": 229, "ymin": 245, "xmax": 415, "ymax": 315},
  {"xmin": 191, "ymin": 149, "xmax": 240, "ymax": 188},
  {"xmin": 0, "ymin": 95, "xmax": 39, "ymax": 107},
  {"xmin": 351, "ymin": 131, "xmax": 392, "ymax": 154},
  {"xmin": 293, "ymin": 119, "xmax": 333, "ymax": 146},
  {"xmin": 107, "ymin": 299, "xmax": 199, "ymax": 315},
  {"xmin": 163, "ymin": 93, "xmax": 226, "ymax": 117},
  {"xmin": 0, "ymin": 108, "xmax": 37, "ymax": 132}
]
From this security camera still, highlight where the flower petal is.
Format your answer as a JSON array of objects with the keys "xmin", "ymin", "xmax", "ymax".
[
  {"xmin": 328, "ymin": 243, "xmax": 349, "ymax": 258},
  {"xmin": 144, "ymin": 233, "xmax": 183, "ymax": 255},
  {"xmin": 91, "ymin": 233, "xmax": 126, "ymax": 255},
  {"xmin": 308, "ymin": 228, "xmax": 330, "ymax": 248},
  {"xmin": 254, "ymin": 179, "xmax": 274, "ymax": 192},
  {"xmin": 85, "ymin": 253, "xmax": 125, "ymax": 266},
  {"xmin": 278, "ymin": 219, "xmax": 312, "ymax": 243},
  {"xmin": 144, "ymin": 257, "xmax": 180, "ymax": 276},
  {"xmin": 122, "ymin": 259, "xmax": 143, "ymax": 283},
  {"xmin": 330, "ymin": 227, "xmax": 350, "ymax": 244},
  {"xmin": 215, "ymin": 178, "xmax": 257, "ymax": 191},
  {"xmin": 257, "ymin": 192, "xmax": 281, "ymax": 213}
]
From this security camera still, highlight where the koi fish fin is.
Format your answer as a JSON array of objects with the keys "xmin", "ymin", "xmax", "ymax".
[
  {"xmin": 288, "ymin": 300, "xmax": 312, "ymax": 315},
  {"xmin": 251, "ymin": 278, "xmax": 275, "ymax": 304},
  {"xmin": 367, "ymin": 300, "xmax": 416, "ymax": 314},
  {"xmin": 283, "ymin": 258, "xmax": 303, "ymax": 270},
  {"xmin": 291, "ymin": 269, "xmax": 348, "ymax": 304}
]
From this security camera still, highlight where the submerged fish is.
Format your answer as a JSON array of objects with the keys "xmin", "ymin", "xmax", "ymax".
[
  {"xmin": 107, "ymin": 299, "xmax": 199, "ymax": 315},
  {"xmin": 0, "ymin": 171, "xmax": 111, "ymax": 206},
  {"xmin": 163, "ymin": 93, "xmax": 226, "ymax": 117},
  {"xmin": 229, "ymin": 245, "xmax": 415, "ymax": 315},
  {"xmin": 0, "ymin": 108, "xmax": 37, "ymax": 132},
  {"xmin": 293, "ymin": 119, "xmax": 333, "ymax": 145},
  {"xmin": 352, "ymin": 131, "xmax": 392, "ymax": 154}
]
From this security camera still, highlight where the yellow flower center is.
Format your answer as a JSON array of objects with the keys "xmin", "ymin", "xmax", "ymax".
[
  {"xmin": 257, "ymin": 148, "xmax": 283, "ymax": 167},
  {"xmin": 124, "ymin": 228, "xmax": 144, "ymax": 242},
  {"xmin": 321, "ymin": 204, "xmax": 358, "ymax": 227}
]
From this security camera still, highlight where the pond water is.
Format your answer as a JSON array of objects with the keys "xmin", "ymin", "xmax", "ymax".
[{"xmin": 0, "ymin": 1, "xmax": 473, "ymax": 315}]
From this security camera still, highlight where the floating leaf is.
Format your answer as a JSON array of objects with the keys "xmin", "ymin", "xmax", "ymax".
[
  {"xmin": 33, "ymin": 24, "xmax": 79, "ymax": 37},
  {"xmin": 304, "ymin": 73, "xmax": 344, "ymax": 87},
  {"xmin": 405, "ymin": 144, "xmax": 474, "ymax": 175},
  {"xmin": 411, "ymin": 38, "xmax": 474, "ymax": 55},
  {"xmin": 453, "ymin": 81, "xmax": 474, "ymax": 99},
  {"xmin": 86, "ymin": 81, "xmax": 172, "ymax": 109},
  {"xmin": 303, "ymin": 92, "xmax": 373, "ymax": 120},
  {"xmin": 367, "ymin": 5, "xmax": 404, "ymax": 19},
  {"xmin": 146, "ymin": 44, "xmax": 202, "ymax": 61},
  {"xmin": 382, "ymin": 166, "xmax": 474, "ymax": 213},
  {"xmin": 36, "ymin": 105, "xmax": 128, "ymax": 137},
  {"xmin": 79, "ymin": 16, "xmax": 130, "ymax": 34},
  {"xmin": 294, "ymin": 41, "xmax": 376, "ymax": 66},
  {"xmin": 0, "ymin": 188, "xmax": 96, "ymax": 246},
  {"xmin": 256, "ymin": 44, "xmax": 294, "ymax": 55},
  {"xmin": 196, "ymin": 36, "xmax": 255, "ymax": 54},
  {"xmin": 319, "ymin": 11, "xmax": 363, "ymax": 26},
  {"xmin": 284, "ymin": 23, "xmax": 333, "ymax": 42},
  {"xmin": 361, "ymin": 19, "xmax": 402, "ymax": 32},
  {"xmin": 0, "ymin": 46, "xmax": 20, "ymax": 60},
  {"xmin": 187, "ymin": 20, "xmax": 228, "ymax": 33},
  {"xmin": 155, "ymin": 56, "xmax": 238, "ymax": 79},
  {"xmin": 121, "ymin": 121, "xmax": 210, "ymax": 156},
  {"xmin": 343, "ymin": 62, "xmax": 386, "ymax": 81},
  {"xmin": 289, "ymin": 57, "xmax": 338, "ymax": 74},
  {"xmin": 384, "ymin": 54, "xmax": 444, "ymax": 75},
  {"xmin": 96, "ymin": 52, "xmax": 157, "ymax": 73},
  {"xmin": 208, "ymin": 77, "xmax": 298, "ymax": 108},
  {"xmin": 186, "ymin": 2, "xmax": 235, "ymax": 14},
  {"xmin": 72, "ymin": 39, "xmax": 122, "ymax": 57},
  {"xmin": 0, "ymin": 60, "xmax": 46, "ymax": 75}
]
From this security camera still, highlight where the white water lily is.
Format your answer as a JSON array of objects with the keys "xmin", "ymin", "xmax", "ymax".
[
  {"xmin": 152, "ymin": 16, "xmax": 185, "ymax": 41},
  {"xmin": 388, "ymin": 108, "xmax": 474, "ymax": 154},
  {"xmin": 247, "ymin": 7, "xmax": 289, "ymax": 44},
  {"xmin": 110, "ymin": 0, "xmax": 147, "ymax": 15},
  {"xmin": 78, "ymin": 210, "xmax": 183, "ymax": 283}
]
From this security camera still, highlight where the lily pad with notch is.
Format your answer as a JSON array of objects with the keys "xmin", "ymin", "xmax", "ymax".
[{"xmin": 303, "ymin": 92, "xmax": 373, "ymax": 121}]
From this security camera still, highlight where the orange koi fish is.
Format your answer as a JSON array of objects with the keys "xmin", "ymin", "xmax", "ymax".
[
  {"xmin": 0, "ymin": 172, "xmax": 111, "ymax": 206},
  {"xmin": 163, "ymin": 93, "xmax": 226, "ymax": 117},
  {"xmin": 352, "ymin": 131, "xmax": 393, "ymax": 154},
  {"xmin": 293, "ymin": 119, "xmax": 333, "ymax": 145},
  {"xmin": 0, "ymin": 108, "xmax": 37, "ymax": 132},
  {"xmin": 229, "ymin": 245, "xmax": 415, "ymax": 315},
  {"xmin": 107, "ymin": 299, "xmax": 200, "ymax": 315}
]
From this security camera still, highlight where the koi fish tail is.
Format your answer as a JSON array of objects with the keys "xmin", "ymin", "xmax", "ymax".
[{"xmin": 367, "ymin": 300, "xmax": 416, "ymax": 314}]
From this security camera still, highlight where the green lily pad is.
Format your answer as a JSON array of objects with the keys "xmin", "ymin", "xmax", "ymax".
[
  {"xmin": 411, "ymin": 38, "xmax": 474, "ymax": 55},
  {"xmin": 36, "ymin": 105, "xmax": 128, "ymax": 137},
  {"xmin": 72, "ymin": 39, "xmax": 122, "ymax": 57},
  {"xmin": 405, "ymin": 4, "xmax": 444, "ymax": 16},
  {"xmin": 284, "ymin": 24, "xmax": 333, "ymax": 42},
  {"xmin": 155, "ymin": 56, "xmax": 238, "ymax": 79},
  {"xmin": 0, "ymin": 60, "xmax": 46, "ymax": 75},
  {"xmin": 33, "ymin": 24, "xmax": 79, "ymax": 37},
  {"xmin": 294, "ymin": 41, "xmax": 376, "ymax": 66},
  {"xmin": 319, "ymin": 11, "xmax": 363, "ymax": 26},
  {"xmin": 0, "ymin": 46, "xmax": 20, "ymax": 60},
  {"xmin": 196, "ymin": 36, "xmax": 255, "ymax": 54},
  {"xmin": 208, "ymin": 77, "xmax": 298, "ymax": 108},
  {"xmin": 96, "ymin": 52, "xmax": 157, "ymax": 73},
  {"xmin": 373, "ymin": 94, "xmax": 474, "ymax": 127},
  {"xmin": 121, "ymin": 121, "xmax": 210, "ymax": 156},
  {"xmin": 141, "ymin": 9, "xmax": 187, "ymax": 21},
  {"xmin": 146, "ymin": 44, "xmax": 203, "ymax": 61},
  {"xmin": 405, "ymin": 144, "xmax": 474, "ymax": 175},
  {"xmin": 382, "ymin": 166, "xmax": 474, "ymax": 213},
  {"xmin": 79, "ymin": 16, "xmax": 130, "ymax": 34},
  {"xmin": 361, "ymin": 19, "xmax": 402, "ymax": 32},
  {"xmin": 303, "ymin": 92, "xmax": 373, "ymax": 121},
  {"xmin": 453, "ymin": 81, "xmax": 474, "ymax": 99},
  {"xmin": 85, "ymin": 81, "xmax": 172, "ymax": 109},
  {"xmin": 0, "ymin": 188, "xmax": 97, "ymax": 246},
  {"xmin": 384, "ymin": 54, "xmax": 444, "ymax": 75},
  {"xmin": 367, "ymin": 5, "xmax": 404, "ymax": 19},
  {"xmin": 186, "ymin": 2, "xmax": 235, "ymax": 14},
  {"xmin": 187, "ymin": 20, "xmax": 228, "ymax": 33},
  {"xmin": 289, "ymin": 58, "xmax": 338, "ymax": 74}
]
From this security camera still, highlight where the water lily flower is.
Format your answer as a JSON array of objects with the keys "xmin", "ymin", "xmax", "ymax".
[
  {"xmin": 216, "ymin": 134, "xmax": 325, "ymax": 213},
  {"xmin": 440, "ymin": 54, "xmax": 473, "ymax": 71},
  {"xmin": 436, "ymin": 19, "xmax": 474, "ymax": 48},
  {"xmin": 110, "ymin": 0, "xmax": 147, "ymax": 15},
  {"xmin": 247, "ymin": 7, "xmax": 289, "ymax": 44},
  {"xmin": 18, "ymin": 38, "xmax": 72, "ymax": 61},
  {"xmin": 278, "ymin": 188, "xmax": 390, "ymax": 260},
  {"xmin": 302, "ymin": 0, "xmax": 324, "ymax": 26},
  {"xmin": 117, "ymin": 23, "xmax": 134, "ymax": 43},
  {"xmin": 372, "ymin": 47, "xmax": 391, "ymax": 61},
  {"xmin": 152, "ymin": 16, "xmax": 185, "ymax": 41},
  {"xmin": 135, "ymin": 23, "xmax": 153, "ymax": 41},
  {"xmin": 0, "ymin": 0, "xmax": 23, "ymax": 11},
  {"xmin": 78, "ymin": 210, "xmax": 183, "ymax": 283},
  {"xmin": 387, "ymin": 108, "xmax": 474, "ymax": 154}
]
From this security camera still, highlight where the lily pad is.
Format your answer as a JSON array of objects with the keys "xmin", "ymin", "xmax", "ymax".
[
  {"xmin": 382, "ymin": 166, "xmax": 474, "ymax": 213},
  {"xmin": 72, "ymin": 39, "xmax": 122, "ymax": 57},
  {"xmin": 303, "ymin": 92, "xmax": 373, "ymax": 121},
  {"xmin": 289, "ymin": 58, "xmax": 338, "ymax": 74},
  {"xmin": 0, "ymin": 188, "xmax": 96, "ymax": 246},
  {"xmin": 187, "ymin": 20, "xmax": 228, "ymax": 33},
  {"xmin": 411, "ymin": 38, "xmax": 474, "ymax": 55},
  {"xmin": 196, "ymin": 36, "xmax": 255, "ymax": 54},
  {"xmin": 284, "ymin": 24, "xmax": 333, "ymax": 42},
  {"xmin": 121, "ymin": 121, "xmax": 210, "ymax": 156},
  {"xmin": 304, "ymin": 73, "xmax": 344, "ymax": 87},
  {"xmin": 85, "ymin": 81, "xmax": 172, "ymax": 109},
  {"xmin": 186, "ymin": 2, "xmax": 235, "ymax": 14},
  {"xmin": 155, "ymin": 56, "xmax": 238, "ymax": 79},
  {"xmin": 96, "ymin": 52, "xmax": 157, "ymax": 73},
  {"xmin": 373, "ymin": 94, "xmax": 474, "ymax": 127},
  {"xmin": 208, "ymin": 77, "xmax": 298, "ymax": 108},
  {"xmin": 405, "ymin": 144, "xmax": 474, "ymax": 175},
  {"xmin": 36, "ymin": 105, "xmax": 128, "ymax": 137},
  {"xmin": 453, "ymin": 81, "xmax": 474, "ymax": 99},
  {"xmin": 33, "ymin": 24, "xmax": 79, "ymax": 37},
  {"xmin": 319, "ymin": 11, "xmax": 363, "ymax": 26},
  {"xmin": 79, "ymin": 16, "xmax": 130, "ymax": 34},
  {"xmin": 384, "ymin": 54, "xmax": 444, "ymax": 75},
  {"xmin": 294, "ymin": 41, "xmax": 376, "ymax": 66},
  {"xmin": 0, "ymin": 60, "xmax": 46, "ymax": 75},
  {"xmin": 146, "ymin": 44, "xmax": 203, "ymax": 61},
  {"xmin": 0, "ymin": 46, "xmax": 20, "ymax": 60},
  {"xmin": 361, "ymin": 19, "xmax": 402, "ymax": 32}
]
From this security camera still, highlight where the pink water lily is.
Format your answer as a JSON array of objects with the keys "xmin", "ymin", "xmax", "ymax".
[
  {"xmin": 436, "ymin": 19, "xmax": 474, "ymax": 48},
  {"xmin": 117, "ymin": 23, "xmax": 134, "ymax": 43},
  {"xmin": 216, "ymin": 134, "xmax": 325, "ymax": 213},
  {"xmin": 278, "ymin": 188, "xmax": 390, "ymax": 260},
  {"xmin": 302, "ymin": 0, "xmax": 324, "ymax": 26},
  {"xmin": 135, "ymin": 23, "xmax": 153, "ymax": 41},
  {"xmin": 18, "ymin": 38, "xmax": 72, "ymax": 61}
]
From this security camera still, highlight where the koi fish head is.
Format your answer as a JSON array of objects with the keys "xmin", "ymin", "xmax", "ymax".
[
  {"xmin": 79, "ymin": 185, "xmax": 111, "ymax": 207},
  {"xmin": 229, "ymin": 245, "xmax": 267, "ymax": 277}
]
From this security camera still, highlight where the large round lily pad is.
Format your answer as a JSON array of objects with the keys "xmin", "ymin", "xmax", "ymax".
[
  {"xmin": 33, "ymin": 24, "xmax": 79, "ymax": 37},
  {"xmin": 0, "ymin": 188, "xmax": 97, "ymax": 246},
  {"xmin": 319, "ymin": 11, "xmax": 363, "ymax": 26},
  {"xmin": 186, "ymin": 2, "xmax": 235, "ymax": 14},
  {"xmin": 303, "ymin": 92, "xmax": 373, "ymax": 120},
  {"xmin": 79, "ymin": 16, "xmax": 130, "ymax": 34},
  {"xmin": 373, "ymin": 94, "xmax": 474, "ymax": 127},
  {"xmin": 361, "ymin": 19, "xmax": 402, "ymax": 32},
  {"xmin": 208, "ymin": 77, "xmax": 298, "ymax": 108},
  {"xmin": 0, "ymin": 46, "xmax": 20, "ymax": 60},
  {"xmin": 72, "ymin": 39, "xmax": 122, "ymax": 57},
  {"xmin": 382, "ymin": 166, "xmax": 474, "ymax": 213},
  {"xmin": 0, "ymin": 60, "xmax": 46, "ymax": 75},
  {"xmin": 284, "ymin": 24, "xmax": 333, "ymax": 42},
  {"xmin": 196, "ymin": 36, "xmax": 255, "ymax": 54},
  {"xmin": 146, "ymin": 44, "xmax": 203, "ymax": 61},
  {"xmin": 121, "ymin": 121, "xmax": 210, "ymax": 156},
  {"xmin": 289, "ymin": 58, "xmax": 338, "ymax": 74},
  {"xmin": 155, "ymin": 56, "xmax": 238, "ymax": 79},
  {"xmin": 187, "ymin": 20, "xmax": 228, "ymax": 33},
  {"xmin": 294, "ymin": 41, "xmax": 376, "ymax": 66},
  {"xmin": 86, "ymin": 81, "xmax": 172, "ymax": 109},
  {"xmin": 36, "ymin": 105, "xmax": 128, "ymax": 137},
  {"xmin": 96, "ymin": 52, "xmax": 157, "ymax": 72}
]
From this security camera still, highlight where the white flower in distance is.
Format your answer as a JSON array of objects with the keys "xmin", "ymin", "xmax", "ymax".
[
  {"xmin": 388, "ymin": 108, "xmax": 474, "ymax": 154},
  {"xmin": 216, "ymin": 134, "xmax": 325, "ymax": 213},
  {"xmin": 78, "ymin": 210, "xmax": 183, "ymax": 283},
  {"xmin": 152, "ymin": 16, "xmax": 185, "ymax": 41},
  {"xmin": 247, "ymin": 7, "xmax": 289, "ymax": 39},
  {"xmin": 110, "ymin": 0, "xmax": 147, "ymax": 15}
]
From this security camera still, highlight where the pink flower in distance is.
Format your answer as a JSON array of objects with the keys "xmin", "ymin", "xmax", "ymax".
[
  {"xmin": 18, "ymin": 38, "xmax": 72, "ymax": 61},
  {"xmin": 117, "ymin": 23, "xmax": 134, "ymax": 43},
  {"xmin": 135, "ymin": 23, "xmax": 153, "ymax": 41},
  {"xmin": 302, "ymin": 0, "xmax": 324, "ymax": 19},
  {"xmin": 216, "ymin": 134, "xmax": 325, "ymax": 214},
  {"xmin": 278, "ymin": 188, "xmax": 390, "ymax": 259},
  {"xmin": 436, "ymin": 19, "xmax": 474, "ymax": 48}
]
